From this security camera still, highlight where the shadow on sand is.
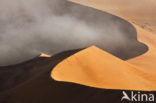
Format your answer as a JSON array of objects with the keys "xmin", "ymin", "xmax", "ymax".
[{"xmin": 0, "ymin": 0, "xmax": 151, "ymax": 103}]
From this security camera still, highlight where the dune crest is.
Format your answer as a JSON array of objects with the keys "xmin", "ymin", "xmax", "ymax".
[
  {"xmin": 52, "ymin": 46, "xmax": 156, "ymax": 91},
  {"xmin": 69, "ymin": 0, "xmax": 156, "ymax": 89}
]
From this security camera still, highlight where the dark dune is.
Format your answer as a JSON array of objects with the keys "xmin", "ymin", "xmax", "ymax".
[
  {"xmin": 0, "ymin": 49, "xmax": 81, "ymax": 93},
  {"xmin": 0, "ymin": 50, "xmax": 156, "ymax": 103},
  {"xmin": 0, "ymin": 0, "xmax": 151, "ymax": 102}
]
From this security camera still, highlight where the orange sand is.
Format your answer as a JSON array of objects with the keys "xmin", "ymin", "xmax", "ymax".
[
  {"xmin": 52, "ymin": 0, "xmax": 156, "ymax": 91},
  {"xmin": 69, "ymin": 0, "xmax": 156, "ymax": 83},
  {"xmin": 52, "ymin": 46, "xmax": 156, "ymax": 91},
  {"xmin": 65, "ymin": 0, "xmax": 156, "ymax": 89}
]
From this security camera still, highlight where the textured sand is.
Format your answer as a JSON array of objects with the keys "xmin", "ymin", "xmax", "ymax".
[
  {"xmin": 69, "ymin": 0, "xmax": 156, "ymax": 84},
  {"xmin": 1, "ymin": 1, "xmax": 156, "ymax": 102},
  {"xmin": 52, "ymin": 0, "xmax": 156, "ymax": 91},
  {"xmin": 52, "ymin": 46, "xmax": 156, "ymax": 91}
]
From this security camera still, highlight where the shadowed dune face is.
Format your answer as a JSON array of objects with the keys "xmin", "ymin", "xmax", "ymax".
[
  {"xmin": 0, "ymin": 49, "xmax": 81, "ymax": 93},
  {"xmin": 70, "ymin": 0, "xmax": 156, "ymax": 84},
  {"xmin": 0, "ymin": 0, "xmax": 148, "ymax": 66},
  {"xmin": 1, "ymin": 49, "xmax": 156, "ymax": 103},
  {"xmin": 0, "ymin": 1, "xmax": 155, "ymax": 102},
  {"xmin": 52, "ymin": 46, "xmax": 156, "ymax": 91},
  {"xmin": 0, "ymin": 0, "xmax": 155, "ymax": 102}
]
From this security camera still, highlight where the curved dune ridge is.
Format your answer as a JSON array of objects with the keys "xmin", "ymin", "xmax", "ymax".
[
  {"xmin": 51, "ymin": 0, "xmax": 156, "ymax": 91},
  {"xmin": 52, "ymin": 46, "xmax": 156, "ymax": 91},
  {"xmin": 69, "ymin": 0, "xmax": 156, "ymax": 67},
  {"xmin": 1, "ymin": 0, "xmax": 156, "ymax": 103},
  {"xmin": 69, "ymin": 0, "xmax": 156, "ymax": 83}
]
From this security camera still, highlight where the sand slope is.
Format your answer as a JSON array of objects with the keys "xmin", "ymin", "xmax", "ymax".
[
  {"xmin": 1, "ymin": 1, "xmax": 156, "ymax": 102},
  {"xmin": 52, "ymin": 46, "xmax": 156, "ymax": 91},
  {"xmin": 127, "ymin": 25, "xmax": 156, "ymax": 82},
  {"xmin": 68, "ymin": 0, "xmax": 156, "ymax": 89},
  {"xmin": 1, "ymin": 48, "xmax": 156, "ymax": 103}
]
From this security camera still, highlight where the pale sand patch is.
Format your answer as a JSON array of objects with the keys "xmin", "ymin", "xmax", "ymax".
[{"xmin": 40, "ymin": 53, "xmax": 51, "ymax": 57}]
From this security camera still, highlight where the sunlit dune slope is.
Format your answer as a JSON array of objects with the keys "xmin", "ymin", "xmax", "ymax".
[
  {"xmin": 69, "ymin": 0, "xmax": 156, "ymax": 87},
  {"xmin": 127, "ymin": 25, "xmax": 156, "ymax": 81},
  {"xmin": 52, "ymin": 46, "xmax": 156, "ymax": 91}
]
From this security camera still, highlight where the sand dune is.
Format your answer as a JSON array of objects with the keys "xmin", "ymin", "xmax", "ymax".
[
  {"xmin": 1, "ymin": 0, "xmax": 156, "ymax": 102},
  {"xmin": 1, "ymin": 48, "xmax": 156, "ymax": 103},
  {"xmin": 127, "ymin": 25, "xmax": 156, "ymax": 82},
  {"xmin": 52, "ymin": 46, "xmax": 156, "ymax": 91},
  {"xmin": 0, "ymin": 55, "xmax": 50, "ymax": 93},
  {"xmin": 0, "ymin": 49, "xmax": 82, "ymax": 103},
  {"xmin": 67, "ymin": 0, "xmax": 156, "ymax": 90}
]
